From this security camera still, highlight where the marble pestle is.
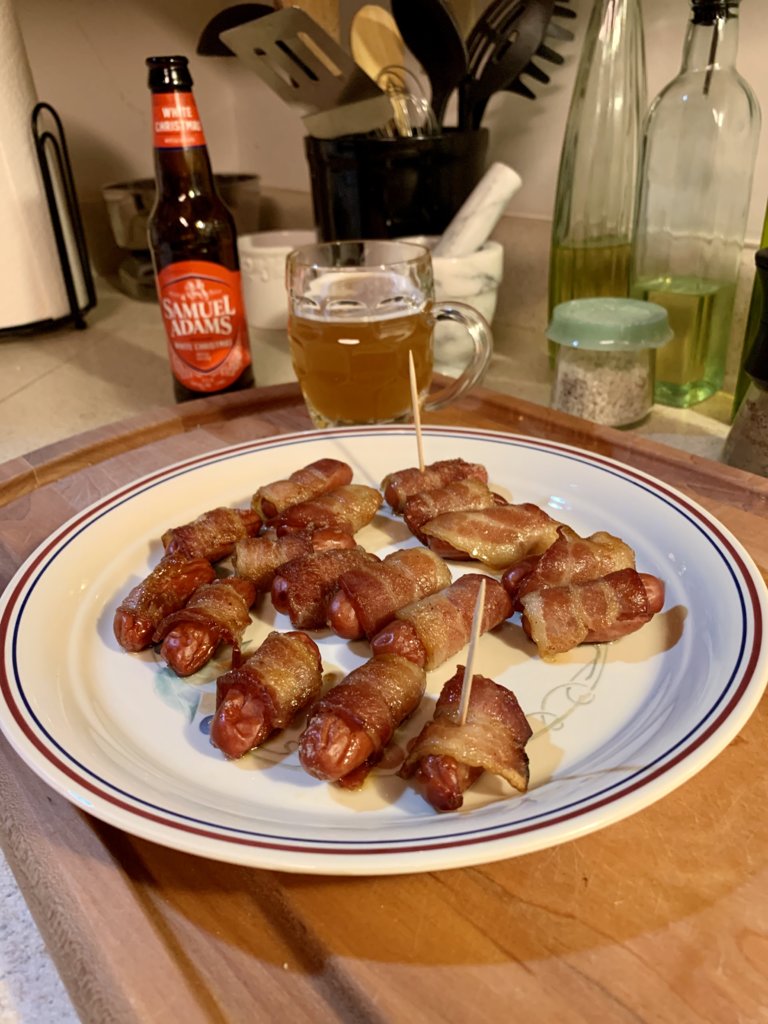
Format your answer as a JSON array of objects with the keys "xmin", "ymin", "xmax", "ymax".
[{"xmin": 432, "ymin": 162, "xmax": 522, "ymax": 259}]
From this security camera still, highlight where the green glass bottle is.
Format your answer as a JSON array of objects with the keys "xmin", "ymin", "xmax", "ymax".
[{"xmin": 732, "ymin": 204, "xmax": 768, "ymax": 415}]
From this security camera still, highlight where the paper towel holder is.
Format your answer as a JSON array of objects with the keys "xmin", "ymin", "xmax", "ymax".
[{"xmin": 1, "ymin": 101, "xmax": 97, "ymax": 336}]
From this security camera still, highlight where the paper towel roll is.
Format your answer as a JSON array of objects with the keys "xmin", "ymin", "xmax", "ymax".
[{"xmin": 0, "ymin": 0, "xmax": 83, "ymax": 329}]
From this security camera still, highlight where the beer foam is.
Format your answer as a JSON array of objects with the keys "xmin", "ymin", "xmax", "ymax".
[{"xmin": 300, "ymin": 270, "xmax": 426, "ymax": 322}]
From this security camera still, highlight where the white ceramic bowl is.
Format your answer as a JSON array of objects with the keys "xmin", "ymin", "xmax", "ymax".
[
  {"xmin": 237, "ymin": 229, "xmax": 316, "ymax": 329},
  {"xmin": 402, "ymin": 234, "xmax": 504, "ymax": 324}
]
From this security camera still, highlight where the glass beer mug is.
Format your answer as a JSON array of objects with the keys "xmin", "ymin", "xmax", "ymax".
[{"xmin": 286, "ymin": 240, "xmax": 493, "ymax": 427}]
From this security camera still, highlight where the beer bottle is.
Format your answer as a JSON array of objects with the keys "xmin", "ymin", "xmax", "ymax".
[{"xmin": 146, "ymin": 55, "xmax": 254, "ymax": 402}]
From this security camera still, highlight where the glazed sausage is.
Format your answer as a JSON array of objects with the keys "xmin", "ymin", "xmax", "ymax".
[
  {"xmin": 326, "ymin": 547, "xmax": 452, "ymax": 641},
  {"xmin": 520, "ymin": 568, "xmax": 665, "ymax": 657},
  {"xmin": 422, "ymin": 503, "xmax": 562, "ymax": 569},
  {"xmin": 162, "ymin": 507, "xmax": 261, "ymax": 562},
  {"xmin": 399, "ymin": 668, "xmax": 532, "ymax": 812},
  {"xmin": 298, "ymin": 654, "xmax": 426, "ymax": 788},
  {"xmin": 403, "ymin": 479, "xmax": 507, "ymax": 543},
  {"xmin": 382, "ymin": 458, "xmax": 488, "ymax": 514},
  {"xmin": 271, "ymin": 484, "xmax": 382, "ymax": 536},
  {"xmin": 210, "ymin": 630, "xmax": 322, "ymax": 759},
  {"xmin": 369, "ymin": 574, "xmax": 513, "ymax": 670},
  {"xmin": 153, "ymin": 576, "xmax": 257, "ymax": 676},
  {"xmin": 271, "ymin": 546, "xmax": 380, "ymax": 629},
  {"xmin": 502, "ymin": 525, "xmax": 636, "ymax": 610},
  {"xmin": 232, "ymin": 526, "xmax": 355, "ymax": 593},
  {"xmin": 113, "ymin": 554, "xmax": 216, "ymax": 652},
  {"xmin": 252, "ymin": 458, "xmax": 353, "ymax": 520}
]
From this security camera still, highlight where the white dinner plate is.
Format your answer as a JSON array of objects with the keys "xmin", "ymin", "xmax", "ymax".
[{"xmin": 1, "ymin": 426, "xmax": 766, "ymax": 876}]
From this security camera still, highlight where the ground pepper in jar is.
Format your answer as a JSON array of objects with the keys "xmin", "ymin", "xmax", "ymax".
[{"xmin": 548, "ymin": 297, "xmax": 672, "ymax": 427}]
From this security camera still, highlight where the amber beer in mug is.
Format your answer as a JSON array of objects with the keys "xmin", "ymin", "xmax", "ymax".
[{"xmin": 287, "ymin": 240, "xmax": 492, "ymax": 427}]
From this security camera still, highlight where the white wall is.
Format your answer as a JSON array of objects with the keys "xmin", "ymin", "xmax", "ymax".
[{"xmin": 13, "ymin": 0, "xmax": 768, "ymax": 264}]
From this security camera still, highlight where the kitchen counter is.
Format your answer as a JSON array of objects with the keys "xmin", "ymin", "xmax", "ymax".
[
  {"xmin": 1, "ymin": 273, "xmax": 733, "ymax": 468},
  {"xmin": 0, "ymin": 267, "xmax": 742, "ymax": 1023}
]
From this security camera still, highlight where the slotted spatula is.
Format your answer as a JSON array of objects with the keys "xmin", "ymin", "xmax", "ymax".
[{"xmin": 220, "ymin": 8, "xmax": 393, "ymax": 138}]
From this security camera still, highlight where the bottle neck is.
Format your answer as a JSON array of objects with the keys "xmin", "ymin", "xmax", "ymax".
[
  {"xmin": 680, "ymin": 4, "xmax": 740, "ymax": 75},
  {"xmin": 150, "ymin": 87, "xmax": 216, "ymax": 196}
]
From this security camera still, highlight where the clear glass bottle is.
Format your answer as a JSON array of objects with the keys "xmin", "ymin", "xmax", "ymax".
[
  {"xmin": 630, "ymin": 0, "xmax": 760, "ymax": 409},
  {"xmin": 548, "ymin": 0, "xmax": 647, "ymax": 364}
]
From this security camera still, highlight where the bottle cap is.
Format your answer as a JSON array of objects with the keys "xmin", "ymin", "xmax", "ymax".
[
  {"xmin": 146, "ymin": 55, "xmax": 193, "ymax": 90},
  {"xmin": 547, "ymin": 297, "xmax": 673, "ymax": 351}
]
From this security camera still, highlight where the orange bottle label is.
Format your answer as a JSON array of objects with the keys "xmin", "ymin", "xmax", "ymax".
[
  {"xmin": 152, "ymin": 92, "xmax": 205, "ymax": 148},
  {"xmin": 156, "ymin": 261, "xmax": 252, "ymax": 392}
]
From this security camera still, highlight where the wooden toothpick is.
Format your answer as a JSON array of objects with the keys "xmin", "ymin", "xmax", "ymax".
[
  {"xmin": 458, "ymin": 576, "xmax": 486, "ymax": 726},
  {"xmin": 408, "ymin": 349, "xmax": 425, "ymax": 473}
]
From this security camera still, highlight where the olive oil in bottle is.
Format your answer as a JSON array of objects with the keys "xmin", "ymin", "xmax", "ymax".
[
  {"xmin": 548, "ymin": 239, "xmax": 633, "ymax": 362},
  {"xmin": 630, "ymin": 275, "xmax": 736, "ymax": 406}
]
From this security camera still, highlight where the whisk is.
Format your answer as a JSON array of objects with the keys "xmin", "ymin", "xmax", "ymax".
[{"xmin": 374, "ymin": 66, "xmax": 439, "ymax": 138}]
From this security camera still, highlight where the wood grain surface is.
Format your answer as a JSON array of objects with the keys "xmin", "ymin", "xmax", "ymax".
[{"xmin": 1, "ymin": 382, "xmax": 767, "ymax": 1024}]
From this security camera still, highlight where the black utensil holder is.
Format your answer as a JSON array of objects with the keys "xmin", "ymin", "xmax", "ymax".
[{"xmin": 304, "ymin": 129, "xmax": 489, "ymax": 241}]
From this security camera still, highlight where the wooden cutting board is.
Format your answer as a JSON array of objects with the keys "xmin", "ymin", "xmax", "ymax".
[{"xmin": 1, "ymin": 382, "xmax": 767, "ymax": 1024}]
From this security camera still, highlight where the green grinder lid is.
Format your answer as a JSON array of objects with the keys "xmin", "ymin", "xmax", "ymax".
[{"xmin": 547, "ymin": 297, "xmax": 673, "ymax": 351}]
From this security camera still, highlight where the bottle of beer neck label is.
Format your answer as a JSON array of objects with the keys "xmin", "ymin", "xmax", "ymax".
[{"xmin": 146, "ymin": 55, "xmax": 253, "ymax": 402}]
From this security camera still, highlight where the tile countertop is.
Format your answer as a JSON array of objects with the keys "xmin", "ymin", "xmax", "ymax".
[{"xmin": 0, "ymin": 213, "xmax": 744, "ymax": 1023}]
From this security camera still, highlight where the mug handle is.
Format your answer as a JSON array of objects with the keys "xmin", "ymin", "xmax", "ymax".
[{"xmin": 423, "ymin": 300, "xmax": 493, "ymax": 412}]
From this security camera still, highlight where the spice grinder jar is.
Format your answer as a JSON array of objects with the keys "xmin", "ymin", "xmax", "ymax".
[{"xmin": 547, "ymin": 297, "xmax": 672, "ymax": 427}]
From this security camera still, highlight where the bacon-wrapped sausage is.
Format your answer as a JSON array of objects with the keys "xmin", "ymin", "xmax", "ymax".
[
  {"xmin": 271, "ymin": 546, "xmax": 381, "ymax": 629},
  {"xmin": 422, "ymin": 503, "xmax": 562, "ymax": 569},
  {"xmin": 403, "ymin": 479, "xmax": 507, "ymax": 544},
  {"xmin": 399, "ymin": 668, "xmax": 532, "ymax": 812},
  {"xmin": 520, "ymin": 567, "xmax": 665, "ymax": 658},
  {"xmin": 162, "ymin": 507, "xmax": 261, "ymax": 562},
  {"xmin": 252, "ymin": 458, "xmax": 353, "ymax": 520},
  {"xmin": 298, "ymin": 654, "xmax": 426, "ymax": 788},
  {"xmin": 152, "ymin": 576, "xmax": 257, "ymax": 677},
  {"xmin": 271, "ymin": 484, "xmax": 382, "ymax": 537},
  {"xmin": 113, "ymin": 554, "xmax": 216, "ymax": 652},
  {"xmin": 370, "ymin": 573, "xmax": 513, "ymax": 670},
  {"xmin": 382, "ymin": 458, "xmax": 488, "ymax": 514},
  {"xmin": 232, "ymin": 526, "xmax": 354, "ymax": 592},
  {"xmin": 210, "ymin": 630, "xmax": 322, "ymax": 759},
  {"xmin": 503, "ymin": 525, "xmax": 636, "ymax": 610},
  {"xmin": 327, "ymin": 547, "xmax": 452, "ymax": 640}
]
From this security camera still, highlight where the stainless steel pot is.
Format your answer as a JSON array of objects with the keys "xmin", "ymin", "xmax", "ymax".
[{"xmin": 101, "ymin": 173, "xmax": 261, "ymax": 252}]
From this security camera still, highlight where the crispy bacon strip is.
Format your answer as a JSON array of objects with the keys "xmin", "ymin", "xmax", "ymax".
[
  {"xmin": 113, "ymin": 554, "xmax": 216, "ymax": 652},
  {"xmin": 382, "ymin": 458, "xmax": 488, "ymax": 514},
  {"xmin": 370, "ymin": 573, "xmax": 513, "ymax": 670},
  {"xmin": 232, "ymin": 526, "xmax": 354, "ymax": 592},
  {"xmin": 520, "ymin": 568, "xmax": 665, "ymax": 658},
  {"xmin": 211, "ymin": 630, "xmax": 323, "ymax": 759},
  {"xmin": 272, "ymin": 484, "xmax": 382, "ymax": 536},
  {"xmin": 271, "ymin": 546, "xmax": 381, "ymax": 629},
  {"xmin": 152, "ymin": 576, "xmax": 257, "ymax": 677},
  {"xmin": 403, "ymin": 479, "xmax": 507, "ymax": 543},
  {"xmin": 328, "ymin": 547, "xmax": 452, "ymax": 640},
  {"xmin": 422, "ymin": 503, "xmax": 562, "ymax": 569},
  {"xmin": 298, "ymin": 654, "xmax": 426, "ymax": 788},
  {"xmin": 162, "ymin": 507, "xmax": 261, "ymax": 562},
  {"xmin": 503, "ymin": 525, "xmax": 636, "ymax": 610},
  {"xmin": 252, "ymin": 458, "xmax": 353, "ymax": 520},
  {"xmin": 400, "ymin": 668, "xmax": 532, "ymax": 811}
]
